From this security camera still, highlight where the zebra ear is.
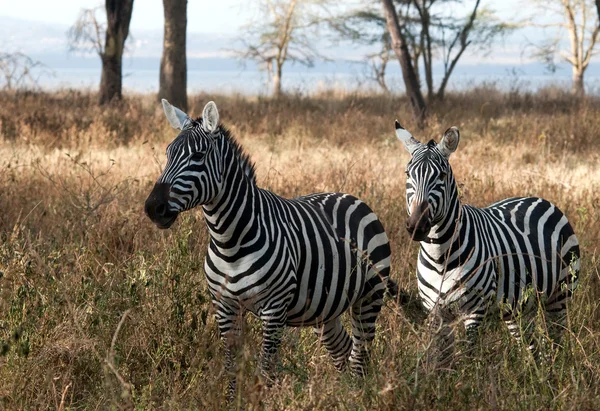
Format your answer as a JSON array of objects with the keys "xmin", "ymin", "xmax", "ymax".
[
  {"xmin": 162, "ymin": 99, "xmax": 192, "ymax": 130},
  {"xmin": 395, "ymin": 120, "xmax": 421, "ymax": 154},
  {"xmin": 202, "ymin": 101, "xmax": 220, "ymax": 134},
  {"xmin": 438, "ymin": 127, "xmax": 460, "ymax": 158}
]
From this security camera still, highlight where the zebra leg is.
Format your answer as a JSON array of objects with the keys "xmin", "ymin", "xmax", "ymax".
[
  {"xmin": 536, "ymin": 296, "xmax": 569, "ymax": 366},
  {"xmin": 463, "ymin": 308, "xmax": 486, "ymax": 352},
  {"xmin": 313, "ymin": 318, "xmax": 352, "ymax": 371},
  {"xmin": 425, "ymin": 307, "xmax": 455, "ymax": 370},
  {"xmin": 259, "ymin": 303, "xmax": 288, "ymax": 385},
  {"xmin": 545, "ymin": 290, "xmax": 569, "ymax": 348},
  {"xmin": 538, "ymin": 262, "xmax": 577, "ymax": 360},
  {"xmin": 348, "ymin": 282, "xmax": 386, "ymax": 376},
  {"xmin": 215, "ymin": 301, "xmax": 243, "ymax": 402},
  {"xmin": 504, "ymin": 313, "xmax": 536, "ymax": 354}
]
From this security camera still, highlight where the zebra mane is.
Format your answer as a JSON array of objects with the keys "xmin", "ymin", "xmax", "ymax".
[
  {"xmin": 220, "ymin": 126, "xmax": 257, "ymax": 183},
  {"xmin": 187, "ymin": 115, "xmax": 257, "ymax": 183}
]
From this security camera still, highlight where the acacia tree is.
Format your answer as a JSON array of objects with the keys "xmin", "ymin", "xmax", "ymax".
[
  {"xmin": 158, "ymin": 0, "xmax": 187, "ymax": 111},
  {"xmin": 68, "ymin": 1, "xmax": 134, "ymax": 104},
  {"xmin": 413, "ymin": 0, "xmax": 490, "ymax": 101},
  {"xmin": 234, "ymin": 0, "xmax": 327, "ymax": 97},
  {"xmin": 382, "ymin": 0, "xmax": 427, "ymax": 126},
  {"xmin": 337, "ymin": 1, "xmax": 507, "ymax": 101},
  {"xmin": 328, "ymin": 6, "xmax": 419, "ymax": 94},
  {"xmin": 532, "ymin": 0, "xmax": 599, "ymax": 96}
]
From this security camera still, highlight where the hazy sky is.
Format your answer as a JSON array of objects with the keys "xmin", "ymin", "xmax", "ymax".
[
  {"xmin": 0, "ymin": 0, "xmax": 525, "ymax": 33},
  {"xmin": 0, "ymin": 0, "xmax": 249, "ymax": 32},
  {"xmin": 0, "ymin": 0, "xmax": 565, "ymax": 65}
]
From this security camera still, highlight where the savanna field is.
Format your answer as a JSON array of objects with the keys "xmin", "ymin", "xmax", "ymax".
[{"xmin": 1, "ymin": 88, "xmax": 600, "ymax": 409}]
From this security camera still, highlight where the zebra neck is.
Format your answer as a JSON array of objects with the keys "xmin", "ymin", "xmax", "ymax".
[
  {"xmin": 202, "ymin": 155, "xmax": 263, "ymax": 251},
  {"xmin": 419, "ymin": 192, "xmax": 463, "ymax": 263}
]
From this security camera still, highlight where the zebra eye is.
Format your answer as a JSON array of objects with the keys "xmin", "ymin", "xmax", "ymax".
[
  {"xmin": 190, "ymin": 151, "xmax": 206, "ymax": 162},
  {"xmin": 405, "ymin": 169, "xmax": 410, "ymax": 177},
  {"xmin": 439, "ymin": 172, "xmax": 447, "ymax": 180}
]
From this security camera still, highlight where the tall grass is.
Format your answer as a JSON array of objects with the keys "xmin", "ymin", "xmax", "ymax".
[{"xmin": 0, "ymin": 88, "xmax": 599, "ymax": 409}]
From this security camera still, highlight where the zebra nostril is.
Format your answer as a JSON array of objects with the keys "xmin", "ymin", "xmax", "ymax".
[{"xmin": 156, "ymin": 203, "xmax": 167, "ymax": 217}]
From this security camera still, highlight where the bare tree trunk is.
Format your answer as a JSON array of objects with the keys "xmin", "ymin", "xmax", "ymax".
[
  {"xmin": 413, "ymin": 53, "xmax": 421, "ymax": 86},
  {"xmin": 99, "ymin": 0, "xmax": 134, "ymax": 105},
  {"xmin": 159, "ymin": 0, "xmax": 187, "ymax": 111},
  {"xmin": 416, "ymin": 1, "xmax": 434, "ymax": 101},
  {"xmin": 573, "ymin": 67, "xmax": 585, "ymax": 96},
  {"xmin": 423, "ymin": 34, "xmax": 434, "ymax": 101},
  {"xmin": 382, "ymin": 0, "xmax": 427, "ymax": 126},
  {"xmin": 273, "ymin": 62, "xmax": 282, "ymax": 97},
  {"xmin": 377, "ymin": 76, "xmax": 390, "ymax": 94}
]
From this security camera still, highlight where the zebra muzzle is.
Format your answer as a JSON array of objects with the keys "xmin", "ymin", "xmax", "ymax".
[
  {"xmin": 144, "ymin": 183, "xmax": 179, "ymax": 229},
  {"xmin": 406, "ymin": 202, "xmax": 431, "ymax": 241}
]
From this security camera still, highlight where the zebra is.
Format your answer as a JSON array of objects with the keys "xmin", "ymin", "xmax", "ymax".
[
  {"xmin": 144, "ymin": 99, "xmax": 395, "ymax": 398},
  {"xmin": 394, "ymin": 121, "xmax": 580, "ymax": 363}
]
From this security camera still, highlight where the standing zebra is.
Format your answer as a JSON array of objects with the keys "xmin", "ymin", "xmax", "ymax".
[
  {"xmin": 144, "ymin": 99, "xmax": 395, "ymax": 398},
  {"xmin": 394, "ymin": 121, "xmax": 580, "ymax": 362}
]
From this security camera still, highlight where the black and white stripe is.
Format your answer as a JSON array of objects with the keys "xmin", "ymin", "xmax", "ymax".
[
  {"xmin": 145, "ymin": 100, "xmax": 394, "ymax": 398},
  {"xmin": 395, "ymin": 121, "xmax": 580, "ymax": 360}
]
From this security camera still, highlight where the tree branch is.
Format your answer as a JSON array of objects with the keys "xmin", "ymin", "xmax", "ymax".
[
  {"xmin": 582, "ymin": 19, "xmax": 600, "ymax": 67},
  {"xmin": 436, "ymin": 0, "xmax": 481, "ymax": 99}
]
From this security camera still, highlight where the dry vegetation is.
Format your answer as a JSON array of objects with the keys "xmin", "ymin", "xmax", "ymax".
[{"xmin": 0, "ymin": 87, "xmax": 599, "ymax": 409}]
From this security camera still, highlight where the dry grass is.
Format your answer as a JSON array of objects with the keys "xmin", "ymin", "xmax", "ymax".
[{"xmin": 0, "ymin": 87, "xmax": 599, "ymax": 409}]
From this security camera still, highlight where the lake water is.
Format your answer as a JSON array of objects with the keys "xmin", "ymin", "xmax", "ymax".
[{"xmin": 20, "ymin": 56, "xmax": 600, "ymax": 95}]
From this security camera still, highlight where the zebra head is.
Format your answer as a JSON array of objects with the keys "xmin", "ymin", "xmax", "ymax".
[
  {"xmin": 395, "ymin": 121, "xmax": 460, "ymax": 241},
  {"xmin": 145, "ymin": 100, "xmax": 224, "ymax": 229}
]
